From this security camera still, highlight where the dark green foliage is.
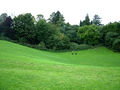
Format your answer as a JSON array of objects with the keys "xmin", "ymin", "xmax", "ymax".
[
  {"xmin": 70, "ymin": 42, "xmax": 79, "ymax": 50},
  {"xmin": 36, "ymin": 42, "xmax": 46, "ymax": 50},
  {"xmin": 0, "ymin": 13, "xmax": 7, "ymax": 24},
  {"xmin": 105, "ymin": 32, "xmax": 119, "ymax": 47},
  {"xmin": 102, "ymin": 22, "xmax": 120, "ymax": 35},
  {"xmin": 46, "ymin": 33, "xmax": 70, "ymax": 50},
  {"xmin": 80, "ymin": 14, "xmax": 91, "ymax": 26},
  {"xmin": 83, "ymin": 14, "xmax": 91, "ymax": 25},
  {"xmin": 101, "ymin": 22, "xmax": 120, "ymax": 51},
  {"xmin": 13, "ymin": 13, "xmax": 36, "ymax": 44},
  {"xmin": 36, "ymin": 19, "xmax": 50, "ymax": 42},
  {"xmin": 0, "ymin": 11, "xmax": 120, "ymax": 52},
  {"xmin": 18, "ymin": 37, "xmax": 27, "ymax": 44},
  {"xmin": 36, "ymin": 19, "xmax": 60, "ymax": 46},
  {"xmin": 36, "ymin": 17, "xmax": 70, "ymax": 50},
  {"xmin": 0, "ymin": 15, "xmax": 14, "ymax": 40},
  {"xmin": 49, "ymin": 11, "xmax": 65, "ymax": 26},
  {"xmin": 112, "ymin": 39, "xmax": 120, "ymax": 51},
  {"xmin": 92, "ymin": 14, "xmax": 101, "ymax": 26},
  {"xmin": 80, "ymin": 20, "xmax": 83, "ymax": 26},
  {"xmin": 36, "ymin": 19, "xmax": 59, "ymax": 42},
  {"xmin": 0, "ymin": 33, "xmax": 10, "ymax": 40},
  {"xmin": 78, "ymin": 25, "xmax": 100, "ymax": 45},
  {"xmin": 80, "ymin": 14, "xmax": 102, "ymax": 26},
  {"xmin": 2, "ymin": 16, "xmax": 14, "ymax": 39},
  {"xmin": 60, "ymin": 23, "xmax": 79, "ymax": 43}
]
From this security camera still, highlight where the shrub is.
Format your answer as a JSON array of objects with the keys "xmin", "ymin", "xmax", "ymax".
[
  {"xmin": 37, "ymin": 42, "xmax": 46, "ymax": 50},
  {"xmin": 70, "ymin": 42, "xmax": 79, "ymax": 50},
  {"xmin": 0, "ymin": 33, "xmax": 11, "ymax": 41},
  {"xmin": 112, "ymin": 39, "xmax": 120, "ymax": 51},
  {"xmin": 78, "ymin": 44, "xmax": 93, "ymax": 50},
  {"xmin": 70, "ymin": 42, "xmax": 92, "ymax": 50},
  {"xmin": 105, "ymin": 32, "xmax": 119, "ymax": 47},
  {"xmin": 46, "ymin": 33, "xmax": 70, "ymax": 50},
  {"xmin": 18, "ymin": 37, "xmax": 27, "ymax": 44}
]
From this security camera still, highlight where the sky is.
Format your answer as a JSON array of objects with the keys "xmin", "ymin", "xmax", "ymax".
[{"xmin": 0, "ymin": 0, "xmax": 120, "ymax": 25}]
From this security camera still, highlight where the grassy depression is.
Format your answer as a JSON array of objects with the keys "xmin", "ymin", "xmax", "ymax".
[{"xmin": 0, "ymin": 40, "xmax": 120, "ymax": 90}]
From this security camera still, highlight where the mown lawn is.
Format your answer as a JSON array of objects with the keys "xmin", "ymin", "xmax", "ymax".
[{"xmin": 0, "ymin": 40, "xmax": 120, "ymax": 90}]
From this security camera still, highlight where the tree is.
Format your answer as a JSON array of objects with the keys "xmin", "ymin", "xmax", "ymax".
[
  {"xmin": 0, "ymin": 13, "xmax": 7, "ymax": 24},
  {"xmin": 2, "ymin": 16, "xmax": 14, "ymax": 39},
  {"xmin": 0, "ymin": 16, "xmax": 15, "ymax": 39},
  {"xmin": 13, "ymin": 13, "xmax": 36, "ymax": 44},
  {"xmin": 80, "ymin": 14, "xmax": 91, "ymax": 26},
  {"xmin": 36, "ymin": 17, "xmax": 61, "ymax": 45},
  {"xmin": 101, "ymin": 22, "xmax": 120, "ymax": 51},
  {"xmin": 84, "ymin": 14, "xmax": 91, "ymax": 25},
  {"xmin": 46, "ymin": 33, "xmax": 70, "ymax": 50},
  {"xmin": 36, "ymin": 19, "xmax": 50, "ymax": 43},
  {"xmin": 78, "ymin": 25, "xmax": 100, "ymax": 45},
  {"xmin": 36, "ymin": 19, "xmax": 70, "ymax": 50},
  {"xmin": 92, "ymin": 14, "xmax": 101, "ymax": 26},
  {"xmin": 101, "ymin": 22, "xmax": 120, "ymax": 43},
  {"xmin": 36, "ymin": 14, "xmax": 44, "ymax": 21},
  {"xmin": 79, "ymin": 20, "xmax": 83, "ymax": 26},
  {"xmin": 105, "ymin": 32, "xmax": 119, "ymax": 47},
  {"xmin": 60, "ymin": 23, "xmax": 79, "ymax": 43},
  {"xmin": 48, "ymin": 11, "xmax": 65, "ymax": 26}
]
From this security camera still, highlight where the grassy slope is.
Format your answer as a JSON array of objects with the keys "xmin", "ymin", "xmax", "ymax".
[{"xmin": 0, "ymin": 40, "xmax": 120, "ymax": 90}]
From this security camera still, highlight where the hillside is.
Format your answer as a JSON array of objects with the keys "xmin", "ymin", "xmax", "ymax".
[{"xmin": 0, "ymin": 40, "xmax": 120, "ymax": 90}]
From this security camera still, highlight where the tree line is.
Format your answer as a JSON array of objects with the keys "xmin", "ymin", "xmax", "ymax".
[{"xmin": 0, "ymin": 11, "xmax": 120, "ymax": 51}]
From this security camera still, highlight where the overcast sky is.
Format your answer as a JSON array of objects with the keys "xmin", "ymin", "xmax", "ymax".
[{"xmin": 0, "ymin": 0, "xmax": 120, "ymax": 25}]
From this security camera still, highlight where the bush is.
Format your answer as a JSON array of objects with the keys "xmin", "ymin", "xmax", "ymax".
[
  {"xmin": 70, "ymin": 42, "xmax": 79, "ymax": 50},
  {"xmin": 70, "ymin": 42, "xmax": 92, "ymax": 50},
  {"xmin": 37, "ymin": 42, "xmax": 46, "ymax": 50},
  {"xmin": 78, "ymin": 44, "xmax": 93, "ymax": 50},
  {"xmin": 112, "ymin": 39, "xmax": 120, "ymax": 51},
  {"xmin": 46, "ymin": 33, "xmax": 70, "ymax": 50},
  {"xmin": 105, "ymin": 32, "xmax": 119, "ymax": 47},
  {"xmin": 18, "ymin": 37, "xmax": 27, "ymax": 44},
  {"xmin": 0, "ymin": 33, "xmax": 11, "ymax": 41}
]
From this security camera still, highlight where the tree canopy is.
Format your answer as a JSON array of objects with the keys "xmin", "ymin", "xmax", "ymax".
[{"xmin": 0, "ymin": 11, "xmax": 120, "ymax": 51}]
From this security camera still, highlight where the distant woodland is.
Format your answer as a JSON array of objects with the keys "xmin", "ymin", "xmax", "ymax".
[{"xmin": 0, "ymin": 11, "xmax": 120, "ymax": 51}]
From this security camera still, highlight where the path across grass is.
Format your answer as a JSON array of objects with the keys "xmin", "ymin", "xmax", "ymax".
[{"xmin": 0, "ymin": 40, "xmax": 120, "ymax": 90}]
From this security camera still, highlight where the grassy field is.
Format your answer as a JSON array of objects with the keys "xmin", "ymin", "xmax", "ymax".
[{"xmin": 0, "ymin": 40, "xmax": 120, "ymax": 90}]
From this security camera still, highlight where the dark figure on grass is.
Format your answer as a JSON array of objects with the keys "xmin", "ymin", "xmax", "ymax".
[
  {"xmin": 72, "ymin": 51, "xmax": 74, "ymax": 55},
  {"xmin": 72, "ymin": 50, "xmax": 77, "ymax": 55}
]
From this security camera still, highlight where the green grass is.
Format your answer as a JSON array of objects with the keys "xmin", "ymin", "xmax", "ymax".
[{"xmin": 0, "ymin": 40, "xmax": 120, "ymax": 90}]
